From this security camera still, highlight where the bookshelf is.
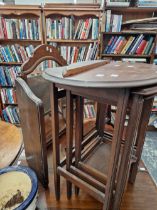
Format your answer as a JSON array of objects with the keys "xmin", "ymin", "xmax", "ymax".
[
  {"xmin": 0, "ymin": 4, "xmax": 101, "ymax": 125},
  {"xmin": 43, "ymin": 4, "xmax": 102, "ymax": 126},
  {"xmin": 0, "ymin": 5, "xmax": 43, "ymax": 125},
  {"xmin": 101, "ymin": 3, "xmax": 157, "ymax": 129},
  {"xmin": 100, "ymin": 6, "xmax": 157, "ymax": 64},
  {"xmin": 43, "ymin": 4, "xmax": 102, "ymax": 65}
]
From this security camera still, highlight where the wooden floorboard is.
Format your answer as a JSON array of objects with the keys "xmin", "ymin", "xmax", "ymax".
[
  {"xmin": 16, "ymin": 121, "xmax": 157, "ymax": 210},
  {"xmin": 36, "ymin": 143, "xmax": 157, "ymax": 210}
]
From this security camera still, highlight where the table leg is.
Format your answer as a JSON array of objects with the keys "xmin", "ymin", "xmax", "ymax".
[
  {"xmin": 66, "ymin": 91, "xmax": 74, "ymax": 199},
  {"xmin": 50, "ymin": 84, "xmax": 60, "ymax": 200},
  {"xmin": 103, "ymin": 89, "xmax": 129, "ymax": 210},
  {"xmin": 129, "ymin": 97, "xmax": 154, "ymax": 183},
  {"xmin": 96, "ymin": 103, "xmax": 108, "ymax": 137},
  {"xmin": 75, "ymin": 96, "xmax": 84, "ymax": 196},
  {"xmin": 112, "ymin": 94, "xmax": 144, "ymax": 210}
]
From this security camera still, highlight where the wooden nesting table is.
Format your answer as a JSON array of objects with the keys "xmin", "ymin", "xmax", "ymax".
[{"xmin": 43, "ymin": 61, "xmax": 157, "ymax": 210}]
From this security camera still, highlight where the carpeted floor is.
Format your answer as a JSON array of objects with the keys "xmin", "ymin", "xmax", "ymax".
[{"xmin": 142, "ymin": 131, "xmax": 157, "ymax": 186}]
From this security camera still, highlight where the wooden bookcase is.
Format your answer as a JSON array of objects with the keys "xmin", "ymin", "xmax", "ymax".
[
  {"xmin": 0, "ymin": 4, "xmax": 102, "ymax": 125},
  {"xmin": 43, "ymin": 4, "xmax": 102, "ymax": 66},
  {"xmin": 100, "ymin": 7, "xmax": 157, "ymax": 64},
  {"xmin": 100, "ymin": 5, "xmax": 157, "ymax": 130},
  {"xmin": 0, "ymin": 3, "xmax": 156, "ymax": 128},
  {"xmin": 0, "ymin": 5, "xmax": 43, "ymax": 125}
]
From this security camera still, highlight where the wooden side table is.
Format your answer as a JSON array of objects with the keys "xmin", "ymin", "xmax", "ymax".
[
  {"xmin": 0, "ymin": 120, "xmax": 22, "ymax": 169},
  {"xmin": 43, "ymin": 61, "xmax": 157, "ymax": 210}
]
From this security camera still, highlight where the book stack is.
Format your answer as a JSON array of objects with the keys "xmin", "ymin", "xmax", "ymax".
[
  {"xmin": 138, "ymin": 0, "xmax": 157, "ymax": 7},
  {"xmin": 130, "ymin": 22, "xmax": 157, "ymax": 31},
  {"xmin": 84, "ymin": 104, "xmax": 96, "ymax": 119},
  {"xmin": 0, "ymin": 66, "xmax": 21, "ymax": 87},
  {"xmin": 103, "ymin": 34, "xmax": 155, "ymax": 55},
  {"xmin": 46, "ymin": 17, "xmax": 99, "ymax": 40},
  {"xmin": 2, "ymin": 106, "xmax": 20, "ymax": 124},
  {"xmin": 105, "ymin": 10, "xmax": 122, "ymax": 32},
  {"xmin": 1, "ymin": 88, "xmax": 17, "ymax": 104},
  {"xmin": 0, "ymin": 44, "xmax": 34, "ymax": 63},
  {"xmin": 0, "ymin": 17, "xmax": 40, "ymax": 40}
]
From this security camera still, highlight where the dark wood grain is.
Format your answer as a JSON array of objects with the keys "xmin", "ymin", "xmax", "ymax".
[
  {"xmin": 21, "ymin": 44, "xmax": 67, "ymax": 76},
  {"xmin": 16, "ymin": 77, "xmax": 48, "ymax": 187},
  {"xmin": 66, "ymin": 91, "xmax": 74, "ymax": 199},
  {"xmin": 50, "ymin": 83, "xmax": 60, "ymax": 200}
]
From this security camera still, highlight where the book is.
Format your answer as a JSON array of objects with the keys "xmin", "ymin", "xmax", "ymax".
[
  {"xmin": 136, "ymin": 40, "xmax": 147, "ymax": 55},
  {"xmin": 105, "ymin": 10, "xmax": 122, "ymax": 32},
  {"xmin": 144, "ymin": 36, "xmax": 154, "ymax": 55},
  {"xmin": 0, "ymin": 66, "xmax": 20, "ymax": 87}
]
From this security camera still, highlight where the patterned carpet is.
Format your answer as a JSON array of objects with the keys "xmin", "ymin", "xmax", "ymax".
[{"xmin": 142, "ymin": 131, "xmax": 157, "ymax": 186}]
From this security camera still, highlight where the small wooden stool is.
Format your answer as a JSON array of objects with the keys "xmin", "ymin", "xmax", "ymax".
[{"xmin": 0, "ymin": 120, "xmax": 22, "ymax": 169}]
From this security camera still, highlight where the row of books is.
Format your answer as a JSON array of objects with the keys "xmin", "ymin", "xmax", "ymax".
[
  {"xmin": 46, "ymin": 17, "xmax": 99, "ymax": 40},
  {"xmin": 103, "ymin": 35, "xmax": 155, "ymax": 55},
  {"xmin": 0, "ymin": 66, "xmax": 21, "ymax": 87},
  {"xmin": 84, "ymin": 104, "xmax": 96, "ymax": 119},
  {"xmin": 0, "ymin": 17, "xmax": 40, "ymax": 40},
  {"xmin": 138, "ymin": 0, "xmax": 157, "ymax": 7},
  {"xmin": 0, "ymin": 44, "xmax": 34, "ymax": 63},
  {"xmin": 2, "ymin": 106, "xmax": 20, "ymax": 124},
  {"xmin": 60, "ymin": 43, "xmax": 98, "ymax": 64},
  {"xmin": 105, "ymin": 10, "xmax": 122, "ymax": 32},
  {"xmin": 1, "ymin": 88, "xmax": 17, "ymax": 104},
  {"xmin": 43, "ymin": 43, "xmax": 98, "ymax": 67}
]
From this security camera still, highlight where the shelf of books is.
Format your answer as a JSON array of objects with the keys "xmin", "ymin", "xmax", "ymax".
[
  {"xmin": 43, "ymin": 4, "xmax": 101, "ymax": 124},
  {"xmin": 43, "ymin": 4, "xmax": 101, "ymax": 66},
  {"xmin": 101, "ymin": 33, "xmax": 156, "ymax": 60},
  {"xmin": 0, "ymin": 5, "xmax": 43, "ymax": 125},
  {"xmin": 100, "ymin": 6, "xmax": 157, "ymax": 63},
  {"xmin": 101, "ymin": 2, "xmax": 157, "ymax": 130}
]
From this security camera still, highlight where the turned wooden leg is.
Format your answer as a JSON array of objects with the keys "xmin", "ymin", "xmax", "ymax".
[
  {"xmin": 96, "ymin": 103, "xmax": 108, "ymax": 138},
  {"xmin": 50, "ymin": 84, "xmax": 60, "ymax": 200},
  {"xmin": 66, "ymin": 91, "xmax": 74, "ymax": 199}
]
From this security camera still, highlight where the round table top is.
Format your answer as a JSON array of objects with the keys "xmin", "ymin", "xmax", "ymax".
[
  {"xmin": 0, "ymin": 121, "xmax": 22, "ymax": 169},
  {"xmin": 43, "ymin": 61, "xmax": 157, "ymax": 88}
]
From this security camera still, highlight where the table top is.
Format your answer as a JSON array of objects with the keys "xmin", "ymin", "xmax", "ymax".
[
  {"xmin": 43, "ymin": 61, "xmax": 157, "ymax": 88},
  {"xmin": 0, "ymin": 121, "xmax": 22, "ymax": 169}
]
